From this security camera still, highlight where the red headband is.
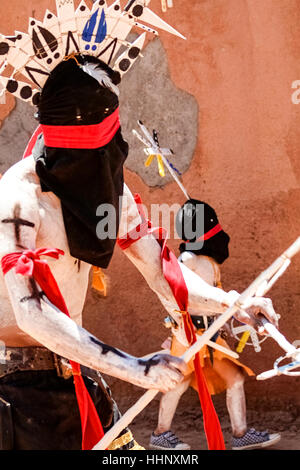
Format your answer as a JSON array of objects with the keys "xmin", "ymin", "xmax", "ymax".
[
  {"xmin": 41, "ymin": 107, "xmax": 120, "ymax": 149},
  {"xmin": 185, "ymin": 223, "xmax": 222, "ymax": 244}
]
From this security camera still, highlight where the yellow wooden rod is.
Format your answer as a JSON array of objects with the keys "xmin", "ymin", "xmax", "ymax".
[
  {"xmin": 236, "ymin": 330, "xmax": 251, "ymax": 353},
  {"xmin": 144, "ymin": 154, "xmax": 155, "ymax": 167},
  {"xmin": 157, "ymin": 154, "xmax": 165, "ymax": 177}
]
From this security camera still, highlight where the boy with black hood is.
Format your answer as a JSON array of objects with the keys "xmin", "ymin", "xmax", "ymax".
[{"xmin": 150, "ymin": 199, "xmax": 281, "ymax": 451}]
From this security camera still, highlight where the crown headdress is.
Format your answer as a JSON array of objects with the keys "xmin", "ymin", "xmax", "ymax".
[{"xmin": 0, "ymin": 0, "xmax": 184, "ymax": 107}]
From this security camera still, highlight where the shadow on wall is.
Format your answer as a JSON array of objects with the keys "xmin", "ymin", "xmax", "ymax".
[
  {"xmin": 119, "ymin": 37, "xmax": 199, "ymax": 187},
  {"xmin": 0, "ymin": 100, "xmax": 37, "ymax": 173}
]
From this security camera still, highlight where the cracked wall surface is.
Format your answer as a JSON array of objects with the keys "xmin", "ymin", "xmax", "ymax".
[
  {"xmin": 119, "ymin": 37, "xmax": 198, "ymax": 187},
  {"xmin": 0, "ymin": 100, "xmax": 37, "ymax": 173}
]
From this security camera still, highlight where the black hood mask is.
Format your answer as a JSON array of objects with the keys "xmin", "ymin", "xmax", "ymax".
[
  {"xmin": 34, "ymin": 56, "xmax": 128, "ymax": 268},
  {"xmin": 176, "ymin": 199, "xmax": 230, "ymax": 264}
]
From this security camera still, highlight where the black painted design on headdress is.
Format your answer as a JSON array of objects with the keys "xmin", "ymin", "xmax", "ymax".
[
  {"xmin": 24, "ymin": 65, "xmax": 50, "ymax": 88},
  {"xmin": 32, "ymin": 25, "xmax": 59, "ymax": 63},
  {"xmin": 97, "ymin": 37, "xmax": 118, "ymax": 65}
]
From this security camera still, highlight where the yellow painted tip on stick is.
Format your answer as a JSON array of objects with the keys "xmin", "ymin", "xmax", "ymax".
[
  {"xmin": 144, "ymin": 154, "xmax": 155, "ymax": 167},
  {"xmin": 236, "ymin": 330, "xmax": 251, "ymax": 353},
  {"xmin": 157, "ymin": 154, "xmax": 165, "ymax": 177}
]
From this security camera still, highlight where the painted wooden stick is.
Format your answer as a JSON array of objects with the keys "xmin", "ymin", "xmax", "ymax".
[
  {"xmin": 256, "ymin": 316, "xmax": 300, "ymax": 380},
  {"xmin": 257, "ymin": 360, "xmax": 300, "ymax": 380},
  {"xmin": 134, "ymin": 122, "xmax": 190, "ymax": 199},
  {"xmin": 160, "ymin": 153, "xmax": 190, "ymax": 199},
  {"xmin": 92, "ymin": 237, "xmax": 300, "ymax": 450},
  {"xmin": 259, "ymin": 316, "xmax": 299, "ymax": 357},
  {"xmin": 92, "ymin": 304, "xmax": 242, "ymax": 449},
  {"xmin": 141, "ymin": 339, "xmax": 239, "ymax": 361},
  {"xmin": 206, "ymin": 339, "xmax": 239, "ymax": 358}
]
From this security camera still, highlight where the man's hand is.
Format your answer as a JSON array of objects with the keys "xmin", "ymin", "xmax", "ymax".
[
  {"xmin": 235, "ymin": 297, "xmax": 279, "ymax": 334},
  {"xmin": 136, "ymin": 353, "xmax": 188, "ymax": 393}
]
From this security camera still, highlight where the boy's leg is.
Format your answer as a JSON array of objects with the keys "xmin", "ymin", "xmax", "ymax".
[{"xmin": 150, "ymin": 378, "xmax": 191, "ymax": 450}]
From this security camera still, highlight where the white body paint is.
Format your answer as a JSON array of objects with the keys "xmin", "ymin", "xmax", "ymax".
[{"xmin": 0, "ymin": 155, "xmax": 278, "ymax": 395}]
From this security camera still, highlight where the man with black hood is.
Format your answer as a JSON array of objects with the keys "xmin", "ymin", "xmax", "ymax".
[
  {"xmin": 0, "ymin": 55, "xmax": 279, "ymax": 450},
  {"xmin": 150, "ymin": 199, "xmax": 281, "ymax": 451}
]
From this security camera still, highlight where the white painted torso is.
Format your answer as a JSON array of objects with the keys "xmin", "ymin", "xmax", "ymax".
[{"xmin": 0, "ymin": 156, "xmax": 91, "ymax": 346}]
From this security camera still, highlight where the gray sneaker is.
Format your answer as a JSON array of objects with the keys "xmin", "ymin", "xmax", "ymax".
[
  {"xmin": 232, "ymin": 428, "xmax": 281, "ymax": 450},
  {"xmin": 149, "ymin": 431, "xmax": 191, "ymax": 450}
]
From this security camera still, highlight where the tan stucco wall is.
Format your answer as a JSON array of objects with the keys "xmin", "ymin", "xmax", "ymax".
[{"xmin": 0, "ymin": 0, "xmax": 300, "ymax": 408}]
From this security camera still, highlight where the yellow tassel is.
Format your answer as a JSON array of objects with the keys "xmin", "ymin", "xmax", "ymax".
[
  {"xmin": 157, "ymin": 154, "xmax": 165, "ymax": 177},
  {"xmin": 236, "ymin": 330, "xmax": 251, "ymax": 353},
  {"xmin": 92, "ymin": 266, "xmax": 107, "ymax": 296},
  {"xmin": 144, "ymin": 154, "xmax": 155, "ymax": 167},
  {"xmin": 144, "ymin": 153, "xmax": 165, "ymax": 177}
]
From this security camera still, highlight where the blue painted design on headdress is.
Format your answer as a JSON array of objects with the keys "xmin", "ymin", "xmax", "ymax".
[
  {"xmin": 82, "ymin": 8, "xmax": 107, "ymax": 51},
  {"xmin": 82, "ymin": 9, "xmax": 98, "ymax": 43},
  {"xmin": 95, "ymin": 9, "xmax": 107, "ymax": 44}
]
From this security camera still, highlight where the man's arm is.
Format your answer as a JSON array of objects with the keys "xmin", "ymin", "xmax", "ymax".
[
  {"xmin": 119, "ymin": 185, "xmax": 278, "ymax": 330},
  {"xmin": 0, "ymin": 176, "xmax": 186, "ymax": 393}
]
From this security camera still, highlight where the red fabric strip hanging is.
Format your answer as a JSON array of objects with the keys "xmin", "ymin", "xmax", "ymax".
[
  {"xmin": 1, "ymin": 248, "xmax": 104, "ymax": 450},
  {"xmin": 117, "ymin": 194, "xmax": 225, "ymax": 450}
]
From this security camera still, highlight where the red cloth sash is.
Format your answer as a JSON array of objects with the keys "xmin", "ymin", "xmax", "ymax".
[
  {"xmin": 1, "ymin": 248, "xmax": 104, "ymax": 450},
  {"xmin": 22, "ymin": 108, "xmax": 120, "ymax": 157},
  {"xmin": 117, "ymin": 194, "xmax": 225, "ymax": 450}
]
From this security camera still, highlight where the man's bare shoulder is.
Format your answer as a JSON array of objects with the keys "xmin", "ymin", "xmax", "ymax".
[
  {"xmin": 0, "ymin": 157, "xmax": 42, "ymax": 244},
  {"xmin": 0, "ymin": 156, "xmax": 39, "ymax": 192}
]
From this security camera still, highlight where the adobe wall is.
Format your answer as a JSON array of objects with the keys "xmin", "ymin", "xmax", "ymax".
[{"xmin": 0, "ymin": 0, "xmax": 299, "ymax": 409}]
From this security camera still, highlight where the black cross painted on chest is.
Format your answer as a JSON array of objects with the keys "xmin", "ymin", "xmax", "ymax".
[{"xmin": 1, "ymin": 204, "xmax": 35, "ymax": 243}]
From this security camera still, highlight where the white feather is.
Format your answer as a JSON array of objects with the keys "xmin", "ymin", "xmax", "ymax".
[{"xmin": 82, "ymin": 62, "xmax": 119, "ymax": 96}]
